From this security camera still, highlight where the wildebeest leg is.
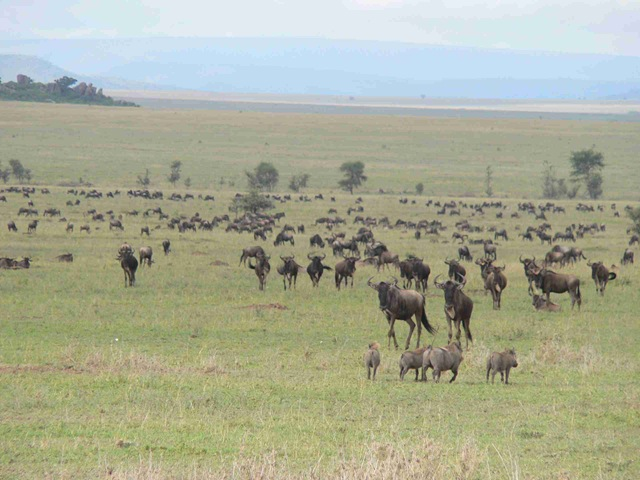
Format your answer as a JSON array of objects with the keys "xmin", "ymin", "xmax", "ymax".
[
  {"xmin": 455, "ymin": 319, "xmax": 462, "ymax": 343},
  {"xmin": 463, "ymin": 319, "xmax": 472, "ymax": 349},
  {"xmin": 404, "ymin": 318, "xmax": 415, "ymax": 350},
  {"xmin": 388, "ymin": 316, "xmax": 399, "ymax": 349},
  {"xmin": 450, "ymin": 366, "xmax": 458, "ymax": 383},
  {"xmin": 124, "ymin": 270, "xmax": 128, "ymax": 288},
  {"xmin": 446, "ymin": 315, "xmax": 453, "ymax": 343}
]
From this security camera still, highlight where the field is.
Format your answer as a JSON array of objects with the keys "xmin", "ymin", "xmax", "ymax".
[{"xmin": 0, "ymin": 101, "xmax": 639, "ymax": 479}]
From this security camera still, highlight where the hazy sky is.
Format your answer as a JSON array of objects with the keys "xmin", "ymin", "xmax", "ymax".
[{"xmin": 2, "ymin": 0, "xmax": 639, "ymax": 56}]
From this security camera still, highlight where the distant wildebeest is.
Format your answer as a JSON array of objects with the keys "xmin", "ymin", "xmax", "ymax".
[
  {"xmin": 309, "ymin": 234, "xmax": 325, "ymax": 248},
  {"xmin": 7, "ymin": 221, "xmax": 17, "ymax": 232},
  {"xmin": 55, "ymin": 253, "xmax": 74, "ymax": 262},
  {"xmin": 484, "ymin": 241, "xmax": 497, "ymax": 260},
  {"xmin": 66, "ymin": 222, "xmax": 74, "ymax": 233},
  {"xmin": 452, "ymin": 232, "xmax": 467, "ymax": 243},
  {"xmin": 334, "ymin": 255, "xmax": 359, "ymax": 290},
  {"xmin": 486, "ymin": 349, "xmax": 518, "ymax": 384},
  {"xmin": 139, "ymin": 246, "xmax": 153, "ymax": 267},
  {"xmin": 537, "ymin": 231, "xmax": 552, "ymax": 245},
  {"xmin": 444, "ymin": 258, "xmax": 466, "ymax": 282},
  {"xmin": 411, "ymin": 259, "xmax": 431, "ymax": 292},
  {"xmin": 239, "ymin": 246, "xmax": 266, "ymax": 266},
  {"xmin": 364, "ymin": 342, "xmax": 381, "ymax": 380},
  {"xmin": 141, "ymin": 226, "xmax": 150, "ymax": 236},
  {"xmin": 621, "ymin": 248, "xmax": 634, "ymax": 265},
  {"xmin": 434, "ymin": 275, "xmax": 474, "ymax": 349},
  {"xmin": 306, "ymin": 253, "xmax": 332, "ymax": 287},
  {"xmin": 458, "ymin": 246, "xmax": 473, "ymax": 262},
  {"xmin": 27, "ymin": 220, "xmax": 39, "ymax": 234},
  {"xmin": 376, "ymin": 251, "xmax": 400, "ymax": 272},
  {"xmin": 248, "ymin": 254, "xmax": 271, "ymax": 291},
  {"xmin": 368, "ymin": 277, "xmax": 436, "ymax": 350},
  {"xmin": 253, "ymin": 229, "xmax": 267, "ymax": 241},
  {"xmin": 109, "ymin": 219, "xmax": 124, "ymax": 231},
  {"xmin": 587, "ymin": 260, "xmax": 616, "ymax": 295},
  {"xmin": 528, "ymin": 266, "xmax": 581, "ymax": 310},
  {"xmin": 545, "ymin": 250, "xmax": 566, "ymax": 268},
  {"xmin": 485, "ymin": 264, "xmax": 507, "ymax": 310},
  {"xmin": 80, "ymin": 224, "xmax": 91, "ymax": 234},
  {"xmin": 277, "ymin": 255, "xmax": 303, "ymax": 290},
  {"xmin": 518, "ymin": 231, "xmax": 534, "ymax": 241},
  {"xmin": 117, "ymin": 244, "xmax": 138, "ymax": 287},
  {"xmin": 162, "ymin": 239, "xmax": 171, "ymax": 255},
  {"xmin": 629, "ymin": 234, "xmax": 639, "ymax": 246},
  {"xmin": 399, "ymin": 345, "xmax": 430, "ymax": 381},
  {"xmin": 494, "ymin": 229, "xmax": 508, "ymax": 241},
  {"xmin": 421, "ymin": 341, "xmax": 464, "ymax": 383},
  {"xmin": 273, "ymin": 231, "xmax": 295, "ymax": 247}
]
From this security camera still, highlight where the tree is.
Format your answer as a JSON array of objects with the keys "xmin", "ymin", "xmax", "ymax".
[
  {"xmin": 229, "ymin": 189, "xmax": 274, "ymax": 216},
  {"xmin": 137, "ymin": 168, "xmax": 151, "ymax": 187},
  {"xmin": 54, "ymin": 76, "xmax": 77, "ymax": 90},
  {"xmin": 570, "ymin": 147, "xmax": 605, "ymax": 199},
  {"xmin": 338, "ymin": 161, "xmax": 367, "ymax": 194},
  {"xmin": 0, "ymin": 162, "xmax": 10, "ymax": 183},
  {"xmin": 289, "ymin": 173, "xmax": 310, "ymax": 192},
  {"xmin": 485, "ymin": 166, "xmax": 494, "ymax": 197},
  {"xmin": 167, "ymin": 161, "xmax": 182, "ymax": 187},
  {"xmin": 627, "ymin": 207, "xmax": 640, "ymax": 235},
  {"xmin": 415, "ymin": 182, "xmax": 424, "ymax": 195},
  {"xmin": 246, "ymin": 162, "xmax": 279, "ymax": 191},
  {"xmin": 9, "ymin": 159, "xmax": 32, "ymax": 183},
  {"xmin": 184, "ymin": 177, "xmax": 192, "ymax": 188}
]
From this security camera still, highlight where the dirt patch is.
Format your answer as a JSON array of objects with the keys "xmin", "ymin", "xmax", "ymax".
[
  {"xmin": 210, "ymin": 260, "xmax": 229, "ymax": 266},
  {"xmin": 242, "ymin": 303, "xmax": 288, "ymax": 311}
]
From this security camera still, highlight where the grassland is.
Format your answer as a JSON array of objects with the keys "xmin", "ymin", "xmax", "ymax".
[{"xmin": 0, "ymin": 101, "xmax": 639, "ymax": 479}]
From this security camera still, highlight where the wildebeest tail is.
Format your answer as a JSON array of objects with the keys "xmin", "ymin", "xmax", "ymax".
[
  {"xmin": 608, "ymin": 272, "xmax": 617, "ymax": 281},
  {"xmin": 421, "ymin": 303, "xmax": 436, "ymax": 335}
]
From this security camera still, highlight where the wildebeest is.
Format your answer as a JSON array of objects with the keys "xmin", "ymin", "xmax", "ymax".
[
  {"xmin": 587, "ymin": 260, "xmax": 616, "ymax": 295},
  {"xmin": 444, "ymin": 258, "xmax": 466, "ymax": 282},
  {"xmin": 309, "ymin": 234, "xmax": 325, "ymax": 248},
  {"xmin": 273, "ymin": 231, "xmax": 295, "ymax": 247},
  {"xmin": 376, "ymin": 251, "xmax": 400, "ymax": 272},
  {"xmin": 484, "ymin": 241, "xmax": 497, "ymax": 260},
  {"xmin": 55, "ymin": 253, "xmax": 74, "ymax": 262},
  {"xmin": 399, "ymin": 345, "xmax": 430, "ymax": 381},
  {"xmin": 139, "ymin": 246, "xmax": 153, "ymax": 267},
  {"xmin": 109, "ymin": 219, "xmax": 124, "ymax": 231},
  {"xmin": 530, "ymin": 292, "xmax": 561, "ymax": 312},
  {"xmin": 162, "ymin": 239, "xmax": 171, "ymax": 255},
  {"xmin": 528, "ymin": 266, "xmax": 581, "ymax": 310},
  {"xmin": 545, "ymin": 250, "xmax": 566, "ymax": 268},
  {"xmin": 248, "ymin": 254, "xmax": 271, "ymax": 290},
  {"xmin": 27, "ymin": 220, "xmax": 39, "ymax": 234},
  {"xmin": 434, "ymin": 275, "xmax": 474, "ymax": 349},
  {"xmin": 364, "ymin": 342, "xmax": 381, "ymax": 380},
  {"xmin": 398, "ymin": 259, "xmax": 416, "ymax": 289},
  {"xmin": 7, "ymin": 221, "xmax": 17, "ymax": 232},
  {"xmin": 0, "ymin": 257, "xmax": 32, "ymax": 269},
  {"xmin": 621, "ymin": 248, "xmax": 634, "ymax": 265},
  {"xmin": 66, "ymin": 222, "xmax": 74, "ymax": 233},
  {"xmin": 141, "ymin": 226, "xmax": 150, "ymax": 236},
  {"xmin": 411, "ymin": 259, "xmax": 431, "ymax": 292},
  {"xmin": 486, "ymin": 349, "xmax": 518, "ymax": 384},
  {"xmin": 629, "ymin": 234, "xmax": 639, "ymax": 246},
  {"xmin": 277, "ymin": 255, "xmax": 303, "ymax": 290},
  {"xmin": 458, "ymin": 246, "xmax": 473, "ymax": 262},
  {"xmin": 421, "ymin": 341, "xmax": 464, "ymax": 383},
  {"xmin": 117, "ymin": 244, "xmax": 138, "ymax": 287},
  {"xmin": 537, "ymin": 231, "xmax": 552, "ymax": 245},
  {"xmin": 452, "ymin": 232, "xmax": 467, "ymax": 243},
  {"xmin": 80, "ymin": 224, "xmax": 91, "ymax": 234},
  {"xmin": 494, "ymin": 229, "xmax": 508, "ymax": 241},
  {"xmin": 306, "ymin": 253, "xmax": 332, "ymax": 287},
  {"xmin": 240, "ymin": 246, "xmax": 266, "ymax": 266},
  {"xmin": 368, "ymin": 277, "xmax": 436, "ymax": 350},
  {"xmin": 475, "ymin": 257, "xmax": 493, "ymax": 282},
  {"xmin": 334, "ymin": 255, "xmax": 359, "ymax": 290},
  {"xmin": 485, "ymin": 264, "xmax": 507, "ymax": 310}
]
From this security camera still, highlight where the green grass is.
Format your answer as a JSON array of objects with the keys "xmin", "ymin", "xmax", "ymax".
[{"xmin": 0, "ymin": 102, "xmax": 639, "ymax": 478}]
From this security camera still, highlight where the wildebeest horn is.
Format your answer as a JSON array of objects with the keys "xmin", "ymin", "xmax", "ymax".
[
  {"xmin": 307, "ymin": 253, "xmax": 314, "ymax": 260},
  {"xmin": 444, "ymin": 256, "xmax": 451, "ymax": 265},
  {"xmin": 433, "ymin": 274, "xmax": 445, "ymax": 288},
  {"xmin": 320, "ymin": 253, "xmax": 326, "ymax": 260},
  {"xmin": 587, "ymin": 259, "xmax": 592, "ymax": 266},
  {"xmin": 457, "ymin": 275, "xmax": 467, "ymax": 289},
  {"xmin": 367, "ymin": 276, "xmax": 378, "ymax": 289},
  {"xmin": 280, "ymin": 255, "xmax": 286, "ymax": 261}
]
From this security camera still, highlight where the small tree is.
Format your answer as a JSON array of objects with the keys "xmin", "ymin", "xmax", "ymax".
[
  {"xmin": 415, "ymin": 182, "xmax": 424, "ymax": 195},
  {"xmin": 338, "ymin": 161, "xmax": 367, "ymax": 194},
  {"xmin": 289, "ymin": 173, "xmax": 310, "ymax": 192},
  {"xmin": 485, "ymin": 166, "xmax": 494, "ymax": 197},
  {"xmin": 246, "ymin": 162, "xmax": 279, "ymax": 191},
  {"xmin": 167, "ymin": 161, "xmax": 182, "ymax": 187},
  {"xmin": 55, "ymin": 76, "xmax": 77, "ymax": 90},
  {"xmin": 184, "ymin": 177, "xmax": 192, "ymax": 188},
  {"xmin": 9, "ymin": 159, "xmax": 32, "ymax": 183},
  {"xmin": 137, "ymin": 168, "xmax": 151, "ymax": 187},
  {"xmin": 229, "ymin": 190, "xmax": 274, "ymax": 217},
  {"xmin": 570, "ymin": 147, "xmax": 605, "ymax": 199},
  {"xmin": 0, "ymin": 162, "xmax": 10, "ymax": 183},
  {"xmin": 627, "ymin": 207, "xmax": 640, "ymax": 235}
]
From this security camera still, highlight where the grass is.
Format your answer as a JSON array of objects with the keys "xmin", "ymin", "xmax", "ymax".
[{"xmin": 0, "ymin": 101, "xmax": 639, "ymax": 478}]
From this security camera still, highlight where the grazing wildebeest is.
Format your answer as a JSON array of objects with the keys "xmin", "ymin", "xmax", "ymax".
[
  {"xmin": 411, "ymin": 259, "xmax": 431, "ymax": 292},
  {"xmin": 80, "ymin": 224, "xmax": 91, "ymax": 234},
  {"xmin": 376, "ymin": 251, "xmax": 400, "ymax": 272},
  {"xmin": 141, "ymin": 226, "xmax": 150, "ymax": 236},
  {"xmin": 458, "ymin": 246, "xmax": 473, "ymax": 262},
  {"xmin": 109, "ymin": 219, "xmax": 124, "ymax": 231},
  {"xmin": 485, "ymin": 264, "xmax": 507, "ymax": 310},
  {"xmin": 494, "ymin": 229, "xmax": 508, "ymax": 241},
  {"xmin": 334, "ymin": 255, "xmax": 359, "ymax": 290},
  {"xmin": 486, "ymin": 349, "xmax": 518, "ymax": 384},
  {"xmin": 537, "ymin": 231, "xmax": 552, "ymax": 245},
  {"xmin": 629, "ymin": 234, "xmax": 639, "ymax": 246},
  {"xmin": 399, "ymin": 346, "xmax": 430, "ymax": 381},
  {"xmin": 364, "ymin": 342, "xmax": 381, "ymax": 380},
  {"xmin": 56, "ymin": 253, "xmax": 74, "ymax": 262},
  {"xmin": 421, "ymin": 341, "xmax": 464, "ymax": 383},
  {"xmin": 27, "ymin": 220, "xmax": 39, "ymax": 234},
  {"xmin": 139, "ymin": 246, "xmax": 153, "ymax": 267},
  {"xmin": 434, "ymin": 275, "xmax": 474, "ymax": 349},
  {"xmin": 518, "ymin": 231, "xmax": 534, "ymax": 241},
  {"xmin": 444, "ymin": 258, "xmax": 466, "ymax": 282},
  {"xmin": 66, "ymin": 222, "xmax": 74, "ymax": 233},
  {"xmin": 530, "ymin": 292, "xmax": 561, "ymax": 312},
  {"xmin": 528, "ymin": 266, "xmax": 581, "ymax": 310},
  {"xmin": 248, "ymin": 254, "xmax": 271, "ymax": 291},
  {"xmin": 306, "ymin": 253, "xmax": 332, "ymax": 287},
  {"xmin": 452, "ymin": 232, "xmax": 467, "ymax": 243},
  {"xmin": 117, "ymin": 245, "xmax": 138, "ymax": 287},
  {"xmin": 240, "ymin": 246, "xmax": 266, "ymax": 266},
  {"xmin": 7, "ymin": 221, "xmax": 17, "ymax": 232},
  {"xmin": 277, "ymin": 255, "xmax": 303, "ymax": 290},
  {"xmin": 309, "ymin": 234, "xmax": 325, "ymax": 248},
  {"xmin": 273, "ymin": 231, "xmax": 295, "ymax": 247},
  {"xmin": 484, "ymin": 241, "xmax": 497, "ymax": 260},
  {"xmin": 621, "ymin": 248, "xmax": 634, "ymax": 265},
  {"xmin": 587, "ymin": 260, "xmax": 616, "ymax": 295},
  {"xmin": 253, "ymin": 229, "xmax": 267, "ymax": 241},
  {"xmin": 368, "ymin": 277, "xmax": 436, "ymax": 350}
]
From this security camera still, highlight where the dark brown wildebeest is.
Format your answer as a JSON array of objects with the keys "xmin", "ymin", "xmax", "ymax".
[
  {"xmin": 537, "ymin": 231, "xmax": 552, "ymax": 245},
  {"xmin": 309, "ymin": 234, "xmax": 325, "ymax": 248},
  {"xmin": 80, "ymin": 224, "xmax": 91, "ymax": 234},
  {"xmin": 277, "ymin": 255, "xmax": 303, "ymax": 290},
  {"xmin": 13, "ymin": 257, "xmax": 31, "ymax": 269},
  {"xmin": 364, "ymin": 342, "xmax": 381, "ymax": 380},
  {"xmin": 162, "ymin": 239, "xmax": 171, "ymax": 255},
  {"xmin": 334, "ymin": 255, "xmax": 359, "ymax": 290},
  {"xmin": 621, "ymin": 248, "xmax": 634, "ymax": 265},
  {"xmin": 458, "ymin": 246, "xmax": 473, "ymax": 262},
  {"xmin": 239, "ymin": 246, "xmax": 266, "ymax": 266},
  {"xmin": 117, "ymin": 245, "xmax": 138, "ymax": 287},
  {"xmin": 475, "ymin": 257, "xmax": 493, "ymax": 283},
  {"xmin": 444, "ymin": 258, "xmax": 466, "ymax": 282},
  {"xmin": 7, "ymin": 221, "xmax": 17, "ymax": 232},
  {"xmin": 484, "ymin": 241, "xmax": 497, "ymax": 260},
  {"xmin": 248, "ymin": 254, "xmax": 271, "ymax": 291},
  {"xmin": 253, "ymin": 229, "xmax": 267, "ymax": 241},
  {"xmin": 27, "ymin": 220, "xmax": 39, "ymax": 234},
  {"xmin": 486, "ymin": 349, "xmax": 518, "ymax": 384},
  {"xmin": 139, "ymin": 246, "xmax": 153, "ymax": 267},
  {"xmin": 530, "ymin": 292, "xmax": 561, "ymax": 312},
  {"xmin": 587, "ymin": 260, "xmax": 616, "ymax": 295},
  {"xmin": 399, "ymin": 345, "xmax": 430, "ymax": 381},
  {"xmin": 545, "ymin": 251, "xmax": 566, "ymax": 267},
  {"xmin": 566, "ymin": 247, "xmax": 587, "ymax": 264},
  {"xmin": 518, "ymin": 231, "xmax": 534, "ymax": 241},
  {"xmin": 451, "ymin": 232, "xmax": 467, "ymax": 243},
  {"xmin": 519, "ymin": 255, "xmax": 537, "ymax": 293},
  {"xmin": 141, "ymin": 226, "xmax": 150, "ymax": 236},
  {"xmin": 368, "ymin": 277, "xmax": 436, "ymax": 350},
  {"xmin": 485, "ymin": 264, "xmax": 507, "ymax": 310},
  {"xmin": 494, "ymin": 229, "xmax": 508, "ymax": 241},
  {"xmin": 56, "ymin": 253, "xmax": 74, "ymax": 262},
  {"xmin": 434, "ymin": 275, "xmax": 474, "ymax": 349},
  {"xmin": 273, "ymin": 231, "xmax": 295, "ymax": 247},
  {"xmin": 629, "ymin": 234, "xmax": 639, "ymax": 246},
  {"xmin": 306, "ymin": 253, "xmax": 332, "ymax": 287},
  {"xmin": 528, "ymin": 266, "xmax": 581, "ymax": 310},
  {"xmin": 411, "ymin": 259, "xmax": 431, "ymax": 292},
  {"xmin": 109, "ymin": 219, "xmax": 124, "ymax": 231},
  {"xmin": 66, "ymin": 222, "xmax": 74, "ymax": 233},
  {"xmin": 421, "ymin": 341, "xmax": 464, "ymax": 383},
  {"xmin": 398, "ymin": 259, "xmax": 416, "ymax": 289},
  {"xmin": 376, "ymin": 251, "xmax": 400, "ymax": 272}
]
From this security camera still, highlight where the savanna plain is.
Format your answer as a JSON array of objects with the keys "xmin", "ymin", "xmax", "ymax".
[{"xmin": 0, "ymin": 102, "xmax": 639, "ymax": 479}]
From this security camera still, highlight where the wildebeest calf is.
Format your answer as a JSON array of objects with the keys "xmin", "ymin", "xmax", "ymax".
[
  {"xmin": 364, "ymin": 342, "xmax": 381, "ymax": 380},
  {"xmin": 486, "ymin": 349, "xmax": 518, "ymax": 384}
]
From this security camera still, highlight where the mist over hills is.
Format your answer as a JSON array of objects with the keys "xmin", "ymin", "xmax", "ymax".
[{"xmin": 1, "ymin": 38, "xmax": 639, "ymax": 99}]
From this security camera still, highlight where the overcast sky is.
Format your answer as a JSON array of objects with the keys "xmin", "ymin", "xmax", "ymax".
[{"xmin": 2, "ymin": 0, "xmax": 639, "ymax": 56}]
